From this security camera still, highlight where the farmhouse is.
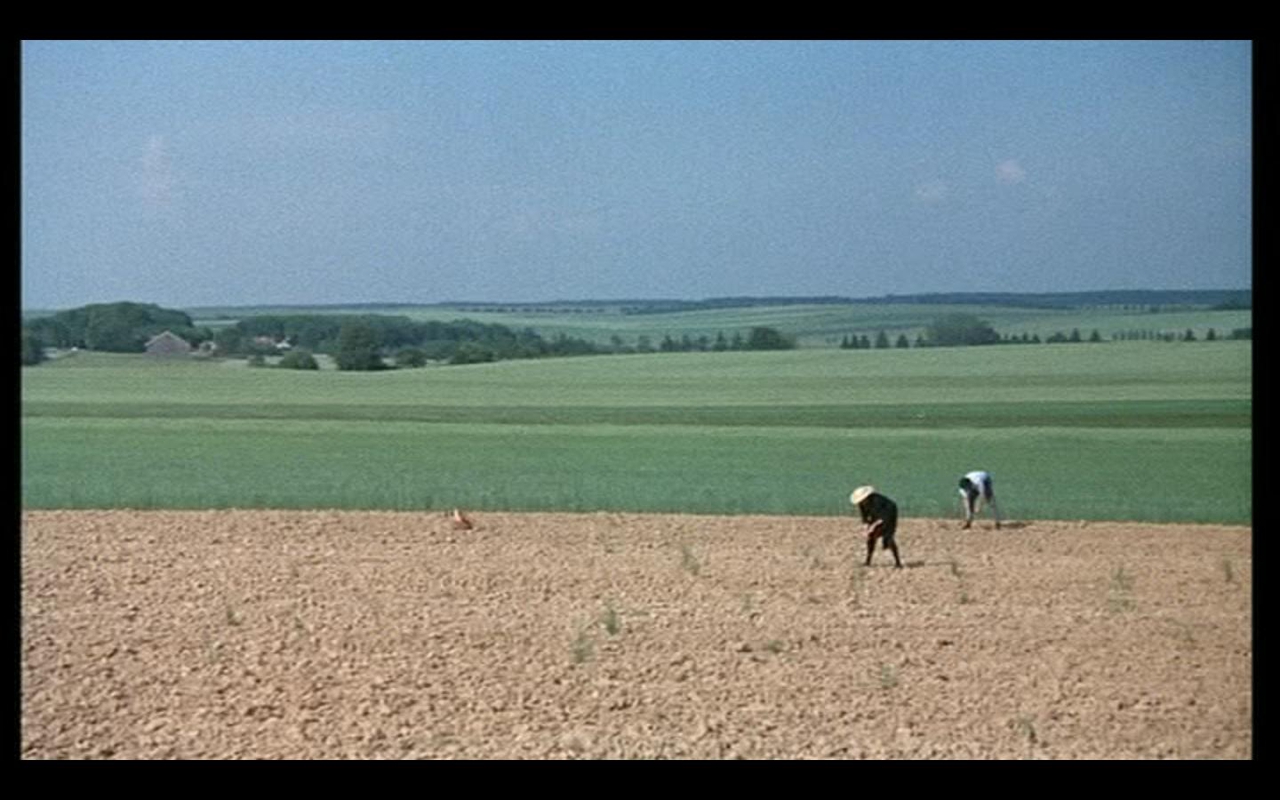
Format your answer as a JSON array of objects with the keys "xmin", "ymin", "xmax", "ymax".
[{"xmin": 144, "ymin": 330, "xmax": 192, "ymax": 357}]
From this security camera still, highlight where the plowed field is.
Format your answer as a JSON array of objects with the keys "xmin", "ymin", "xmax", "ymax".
[{"xmin": 21, "ymin": 510, "xmax": 1251, "ymax": 759}]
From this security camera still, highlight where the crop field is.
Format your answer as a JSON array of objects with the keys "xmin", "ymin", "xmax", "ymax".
[
  {"xmin": 22, "ymin": 341, "xmax": 1250, "ymax": 522},
  {"xmin": 22, "ymin": 509, "xmax": 1251, "ymax": 759}
]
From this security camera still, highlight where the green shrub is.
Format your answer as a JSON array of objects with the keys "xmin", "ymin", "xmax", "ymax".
[
  {"xmin": 396, "ymin": 347, "xmax": 428, "ymax": 368},
  {"xmin": 277, "ymin": 348, "xmax": 320, "ymax": 370}
]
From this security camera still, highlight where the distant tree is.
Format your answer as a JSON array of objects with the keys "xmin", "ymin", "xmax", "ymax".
[
  {"xmin": 450, "ymin": 341, "xmax": 496, "ymax": 365},
  {"xmin": 895, "ymin": 334, "xmax": 911, "ymax": 349},
  {"xmin": 637, "ymin": 335, "xmax": 654, "ymax": 353},
  {"xmin": 395, "ymin": 347, "xmax": 427, "ymax": 368},
  {"xmin": 21, "ymin": 328, "xmax": 45, "ymax": 365},
  {"xmin": 712, "ymin": 332, "xmax": 729, "ymax": 352},
  {"xmin": 914, "ymin": 333, "xmax": 928, "ymax": 348},
  {"xmin": 1069, "ymin": 328, "xmax": 1082, "ymax": 343},
  {"xmin": 745, "ymin": 326, "xmax": 794, "ymax": 350},
  {"xmin": 334, "ymin": 321, "xmax": 386, "ymax": 371},
  {"xmin": 1229, "ymin": 328, "xmax": 1251, "ymax": 340},
  {"xmin": 1184, "ymin": 328, "xmax": 1197, "ymax": 342},
  {"xmin": 277, "ymin": 348, "xmax": 320, "ymax": 370},
  {"xmin": 660, "ymin": 334, "xmax": 679, "ymax": 352},
  {"xmin": 874, "ymin": 330, "xmax": 891, "ymax": 349},
  {"xmin": 546, "ymin": 333, "xmax": 599, "ymax": 357},
  {"xmin": 858, "ymin": 334, "xmax": 871, "ymax": 350},
  {"xmin": 1206, "ymin": 328, "xmax": 1217, "ymax": 341},
  {"xmin": 211, "ymin": 326, "xmax": 244, "ymax": 355},
  {"xmin": 1030, "ymin": 334, "xmax": 1042, "ymax": 344},
  {"xmin": 1046, "ymin": 332, "xmax": 1068, "ymax": 343},
  {"xmin": 1089, "ymin": 329, "xmax": 1103, "ymax": 343},
  {"xmin": 924, "ymin": 313, "xmax": 1001, "ymax": 347}
]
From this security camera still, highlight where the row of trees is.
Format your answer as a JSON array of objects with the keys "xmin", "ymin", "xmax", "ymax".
[
  {"xmin": 836, "ymin": 314, "xmax": 1252, "ymax": 350},
  {"xmin": 200, "ymin": 313, "xmax": 801, "ymax": 368},
  {"xmin": 1113, "ymin": 328, "xmax": 1250, "ymax": 342},
  {"xmin": 839, "ymin": 314, "xmax": 1007, "ymax": 349},
  {"xmin": 222, "ymin": 315, "xmax": 604, "ymax": 370},
  {"xmin": 616, "ymin": 327, "xmax": 795, "ymax": 354},
  {"xmin": 20, "ymin": 300, "xmax": 802, "ymax": 369},
  {"xmin": 840, "ymin": 332, "xmax": 912, "ymax": 349},
  {"xmin": 23, "ymin": 303, "xmax": 1249, "ymax": 369},
  {"xmin": 257, "ymin": 320, "xmax": 796, "ymax": 370}
]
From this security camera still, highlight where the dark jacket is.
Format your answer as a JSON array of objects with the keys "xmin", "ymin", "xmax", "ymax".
[{"xmin": 858, "ymin": 493, "xmax": 898, "ymax": 537}]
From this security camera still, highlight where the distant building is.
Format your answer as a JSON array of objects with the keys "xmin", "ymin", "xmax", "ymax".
[
  {"xmin": 144, "ymin": 330, "xmax": 193, "ymax": 357},
  {"xmin": 251, "ymin": 335, "xmax": 292, "ymax": 350}
]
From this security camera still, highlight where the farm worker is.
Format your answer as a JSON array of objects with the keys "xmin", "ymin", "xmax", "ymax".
[
  {"xmin": 850, "ymin": 485, "xmax": 903, "ymax": 569},
  {"xmin": 958, "ymin": 470, "xmax": 1001, "ymax": 529}
]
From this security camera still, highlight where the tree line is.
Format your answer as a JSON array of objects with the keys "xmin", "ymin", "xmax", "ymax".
[
  {"xmin": 836, "ymin": 314, "xmax": 1248, "ymax": 350},
  {"xmin": 609, "ymin": 327, "xmax": 795, "ymax": 354},
  {"xmin": 20, "ymin": 301, "xmax": 799, "ymax": 369},
  {"xmin": 21, "ymin": 304, "xmax": 1246, "ymax": 369}
]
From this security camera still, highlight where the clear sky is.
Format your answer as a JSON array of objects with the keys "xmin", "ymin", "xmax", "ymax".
[{"xmin": 21, "ymin": 39, "xmax": 1252, "ymax": 310}]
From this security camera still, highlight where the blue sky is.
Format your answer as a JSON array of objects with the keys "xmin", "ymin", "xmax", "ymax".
[{"xmin": 21, "ymin": 40, "xmax": 1252, "ymax": 310}]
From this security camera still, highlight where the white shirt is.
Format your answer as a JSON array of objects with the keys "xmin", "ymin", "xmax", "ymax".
[{"xmin": 959, "ymin": 470, "xmax": 993, "ymax": 497}]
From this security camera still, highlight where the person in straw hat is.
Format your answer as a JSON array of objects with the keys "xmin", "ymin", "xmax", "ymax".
[
  {"xmin": 850, "ymin": 485, "xmax": 903, "ymax": 568},
  {"xmin": 958, "ymin": 470, "xmax": 1001, "ymax": 530}
]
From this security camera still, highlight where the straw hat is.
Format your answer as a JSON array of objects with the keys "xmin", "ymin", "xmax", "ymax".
[{"xmin": 850, "ymin": 485, "xmax": 876, "ymax": 506}]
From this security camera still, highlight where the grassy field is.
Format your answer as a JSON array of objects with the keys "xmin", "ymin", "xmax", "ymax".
[{"xmin": 21, "ymin": 340, "xmax": 1251, "ymax": 523}]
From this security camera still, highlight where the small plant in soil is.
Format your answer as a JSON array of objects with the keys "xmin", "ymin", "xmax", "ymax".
[
  {"xmin": 879, "ymin": 663, "xmax": 898, "ymax": 690},
  {"xmin": 572, "ymin": 628, "xmax": 594, "ymax": 664},
  {"xmin": 1015, "ymin": 714, "xmax": 1038, "ymax": 755},
  {"xmin": 678, "ymin": 543, "xmax": 701, "ymax": 576},
  {"xmin": 1107, "ymin": 564, "xmax": 1136, "ymax": 612},
  {"xmin": 602, "ymin": 604, "xmax": 621, "ymax": 636}
]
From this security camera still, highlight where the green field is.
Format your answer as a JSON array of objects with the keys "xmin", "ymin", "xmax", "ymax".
[{"xmin": 21, "ymin": 339, "xmax": 1251, "ymax": 523}]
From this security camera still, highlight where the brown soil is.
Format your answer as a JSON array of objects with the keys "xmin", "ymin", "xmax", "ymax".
[{"xmin": 21, "ymin": 510, "xmax": 1251, "ymax": 760}]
